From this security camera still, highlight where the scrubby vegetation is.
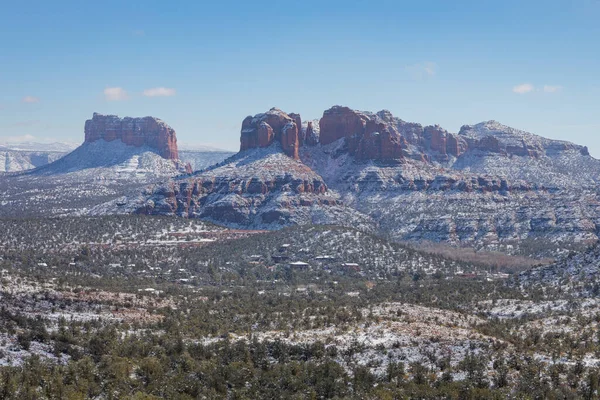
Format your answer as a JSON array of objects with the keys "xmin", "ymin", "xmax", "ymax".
[{"xmin": 1, "ymin": 215, "xmax": 599, "ymax": 399}]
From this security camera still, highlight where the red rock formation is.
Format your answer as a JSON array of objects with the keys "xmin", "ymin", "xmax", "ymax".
[
  {"xmin": 242, "ymin": 106, "xmax": 406, "ymax": 160},
  {"xmin": 319, "ymin": 106, "xmax": 368, "ymax": 146},
  {"xmin": 239, "ymin": 108, "xmax": 300, "ymax": 160},
  {"xmin": 240, "ymin": 116, "xmax": 256, "ymax": 149},
  {"xmin": 257, "ymin": 122, "xmax": 274, "ymax": 147},
  {"xmin": 289, "ymin": 113, "xmax": 303, "ymax": 146},
  {"xmin": 305, "ymin": 121, "xmax": 319, "ymax": 146},
  {"xmin": 581, "ymin": 146, "xmax": 590, "ymax": 156},
  {"xmin": 139, "ymin": 172, "xmax": 331, "ymax": 222},
  {"xmin": 319, "ymin": 106, "xmax": 405, "ymax": 161},
  {"xmin": 474, "ymin": 135, "xmax": 502, "ymax": 153},
  {"xmin": 281, "ymin": 122, "xmax": 299, "ymax": 159},
  {"xmin": 424, "ymin": 125, "xmax": 448, "ymax": 155},
  {"xmin": 84, "ymin": 113, "xmax": 178, "ymax": 159},
  {"xmin": 446, "ymin": 133, "xmax": 467, "ymax": 157},
  {"xmin": 240, "ymin": 105, "xmax": 571, "ymax": 164}
]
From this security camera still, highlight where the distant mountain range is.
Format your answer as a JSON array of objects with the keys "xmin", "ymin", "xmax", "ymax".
[
  {"xmin": 0, "ymin": 141, "xmax": 77, "ymax": 172},
  {"xmin": 178, "ymin": 143, "xmax": 234, "ymax": 152},
  {"xmin": 0, "ymin": 135, "xmax": 233, "ymax": 173},
  {"xmin": 0, "ymin": 141, "xmax": 79, "ymax": 152}
]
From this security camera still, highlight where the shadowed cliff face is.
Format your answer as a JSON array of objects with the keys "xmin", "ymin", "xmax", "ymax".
[{"xmin": 84, "ymin": 113, "xmax": 179, "ymax": 160}]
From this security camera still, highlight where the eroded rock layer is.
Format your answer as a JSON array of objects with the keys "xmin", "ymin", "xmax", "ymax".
[
  {"xmin": 240, "ymin": 108, "xmax": 299, "ymax": 159},
  {"xmin": 84, "ymin": 113, "xmax": 178, "ymax": 160}
]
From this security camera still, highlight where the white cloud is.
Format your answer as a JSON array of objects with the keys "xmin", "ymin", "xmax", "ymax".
[
  {"xmin": 423, "ymin": 62, "xmax": 436, "ymax": 76},
  {"xmin": 104, "ymin": 87, "xmax": 128, "ymax": 101},
  {"xmin": 143, "ymin": 87, "xmax": 176, "ymax": 97},
  {"xmin": 406, "ymin": 62, "xmax": 437, "ymax": 79},
  {"xmin": 22, "ymin": 96, "xmax": 40, "ymax": 103},
  {"xmin": 543, "ymin": 85, "xmax": 563, "ymax": 93},
  {"xmin": 512, "ymin": 83, "xmax": 534, "ymax": 94},
  {"xmin": 2, "ymin": 134, "xmax": 37, "ymax": 143}
]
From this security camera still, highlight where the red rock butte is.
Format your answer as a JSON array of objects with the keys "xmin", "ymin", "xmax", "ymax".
[
  {"xmin": 84, "ymin": 113, "xmax": 179, "ymax": 160},
  {"xmin": 240, "ymin": 108, "xmax": 301, "ymax": 159},
  {"xmin": 240, "ymin": 106, "xmax": 468, "ymax": 162}
]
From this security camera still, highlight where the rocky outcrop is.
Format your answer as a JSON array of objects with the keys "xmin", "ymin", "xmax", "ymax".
[
  {"xmin": 317, "ymin": 106, "xmax": 476, "ymax": 161},
  {"xmin": 457, "ymin": 120, "xmax": 590, "ymax": 159},
  {"xmin": 304, "ymin": 121, "xmax": 319, "ymax": 146},
  {"xmin": 421, "ymin": 125, "xmax": 467, "ymax": 159},
  {"xmin": 289, "ymin": 113, "xmax": 303, "ymax": 146},
  {"xmin": 133, "ymin": 150, "xmax": 358, "ymax": 226},
  {"xmin": 240, "ymin": 108, "xmax": 300, "ymax": 159},
  {"xmin": 319, "ymin": 106, "xmax": 406, "ymax": 160},
  {"xmin": 281, "ymin": 122, "xmax": 300, "ymax": 160},
  {"xmin": 446, "ymin": 133, "xmax": 468, "ymax": 157},
  {"xmin": 319, "ymin": 106, "xmax": 369, "ymax": 146},
  {"xmin": 240, "ymin": 106, "xmax": 595, "ymax": 171},
  {"xmin": 423, "ymin": 125, "xmax": 448, "ymax": 155},
  {"xmin": 84, "ymin": 113, "xmax": 178, "ymax": 160}
]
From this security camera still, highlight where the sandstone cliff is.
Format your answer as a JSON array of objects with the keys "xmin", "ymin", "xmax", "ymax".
[
  {"xmin": 84, "ymin": 113, "xmax": 179, "ymax": 160},
  {"xmin": 240, "ymin": 106, "xmax": 590, "ymax": 168},
  {"xmin": 240, "ymin": 108, "xmax": 300, "ymax": 159}
]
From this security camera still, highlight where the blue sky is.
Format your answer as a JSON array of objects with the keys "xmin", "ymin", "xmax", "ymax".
[{"xmin": 1, "ymin": 0, "xmax": 599, "ymax": 154}]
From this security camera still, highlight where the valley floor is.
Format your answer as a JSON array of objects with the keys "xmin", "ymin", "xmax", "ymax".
[{"xmin": 1, "ymin": 215, "xmax": 599, "ymax": 398}]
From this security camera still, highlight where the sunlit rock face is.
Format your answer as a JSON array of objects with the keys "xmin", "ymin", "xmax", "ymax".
[
  {"xmin": 240, "ymin": 108, "xmax": 300, "ymax": 160},
  {"xmin": 84, "ymin": 113, "xmax": 179, "ymax": 160}
]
